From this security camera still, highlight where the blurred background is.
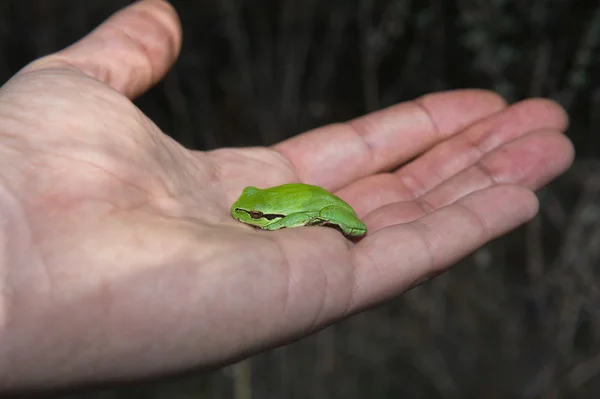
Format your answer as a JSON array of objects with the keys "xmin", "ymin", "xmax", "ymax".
[{"xmin": 1, "ymin": 0, "xmax": 600, "ymax": 397}]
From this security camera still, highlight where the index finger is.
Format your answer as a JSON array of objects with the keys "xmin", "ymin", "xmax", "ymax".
[{"xmin": 273, "ymin": 89, "xmax": 507, "ymax": 190}]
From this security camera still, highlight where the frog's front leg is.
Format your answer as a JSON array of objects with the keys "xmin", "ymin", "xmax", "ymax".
[
  {"xmin": 319, "ymin": 206, "xmax": 367, "ymax": 237},
  {"xmin": 262, "ymin": 212, "xmax": 316, "ymax": 231}
]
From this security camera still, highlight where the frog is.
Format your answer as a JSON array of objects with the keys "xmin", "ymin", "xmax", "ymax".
[{"xmin": 230, "ymin": 183, "xmax": 367, "ymax": 238}]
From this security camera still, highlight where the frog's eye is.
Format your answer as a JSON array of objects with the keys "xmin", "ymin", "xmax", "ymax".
[{"xmin": 249, "ymin": 211, "xmax": 264, "ymax": 219}]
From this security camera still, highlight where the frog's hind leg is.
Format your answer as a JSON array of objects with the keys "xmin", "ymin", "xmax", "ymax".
[
  {"xmin": 319, "ymin": 206, "xmax": 367, "ymax": 237},
  {"xmin": 263, "ymin": 213, "xmax": 315, "ymax": 231}
]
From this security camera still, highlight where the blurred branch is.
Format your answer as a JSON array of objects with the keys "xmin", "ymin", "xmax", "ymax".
[
  {"xmin": 232, "ymin": 360, "xmax": 252, "ymax": 399},
  {"xmin": 556, "ymin": 2, "xmax": 600, "ymax": 108}
]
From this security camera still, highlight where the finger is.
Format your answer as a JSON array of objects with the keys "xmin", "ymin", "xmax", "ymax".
[
  {"xmin": 349, "ymin": 185, "xmax": 538, "ymax": 311},
  {"xmin": 343, "ymin": 129, "xmax": 574, "ymax": 220},
  {"xmin": 274, "ymin": 89, "xmax": 507, "ymax": 189},
  {"xmin": 21, "ymin": 0, "xmax": 182, "ymax": 99},
  {"xmin": 392, "ymin": 98, "xmax": 568, "ymax": 198},
  {"xmin": 334, "ymin": 98, "xmax": 568, "ymax": 214}
]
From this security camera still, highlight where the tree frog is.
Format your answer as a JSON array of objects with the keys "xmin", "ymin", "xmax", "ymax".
[{"xmin": 230, "ymin": 183, "xmax": 367, "ymax": 237}]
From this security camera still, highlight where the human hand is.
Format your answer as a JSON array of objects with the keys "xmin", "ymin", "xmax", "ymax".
[{"xmin": 0, "ymin": 0, "xmax": 574, "ymax": 393}]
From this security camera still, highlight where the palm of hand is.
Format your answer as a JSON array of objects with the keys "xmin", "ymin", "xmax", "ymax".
[
  {"xmin": 1, "ymin": 68, "xmax": 371, "ymax": 382},
  {"xmin": 0, "ymin": 0, "xmax": 574, "ymax": 392}
]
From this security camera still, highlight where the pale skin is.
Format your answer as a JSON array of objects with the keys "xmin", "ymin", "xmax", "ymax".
[{"xmin": 0, "ymin": 0, "xmax": 574, "ymax": 394}]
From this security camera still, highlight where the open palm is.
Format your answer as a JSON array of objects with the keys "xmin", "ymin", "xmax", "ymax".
[{"xmin": 0, "ymin": 0, "xmax": 574, "ymax": 393}]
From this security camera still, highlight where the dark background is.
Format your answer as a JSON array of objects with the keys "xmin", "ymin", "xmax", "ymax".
[{"xmin": 2, "ymin": 0, "xmax": 600, "ymax": 398}]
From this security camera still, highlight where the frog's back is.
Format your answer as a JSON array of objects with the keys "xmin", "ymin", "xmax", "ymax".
[{"xmin": 259, "ymin": 183, "xmax": 356, "ymax": 213}]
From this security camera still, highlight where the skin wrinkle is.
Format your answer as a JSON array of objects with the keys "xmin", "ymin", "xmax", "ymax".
[
  {"xmin": 334, "ymin": 246, "xmax": 358, "ymax": 319},
  {"xmin": 345, "ymin": 120, "xmax": 380, "ymax": 170},
  {"xmin": 472, "ymin": 159, "xmax": 501, "ymax": 186},
  {"xmin": 304, "ymin": 260, "xmax": 328, "ymax": 335},
  {"xmin": 417, "ymin": 91, "xmax": 509, "ymax": 138},
  {"xmin": 33, "ymin": 235, "xmax": 54, "ymax": 306},
  {"xmin": 462, "ymin": 123, "xmax": 489, "ymax": 159},
  {"xmin": 183, "ymin": 153, "xmax": 222, "ymax": 190},
  {"xmin": 17, "ymin": 63, "xmax": 82, "ymax": 82},
  {"xmin": 287, "ymin": 233, "xmax": 332, "ymax": 335},
  {"xmin": 108, "ymin": 26, "xmax": 155, "ymax": 91},
  {"xmin": 413, "ymin": 196, "xmax": 437, "ymax": 215},
  {"xmin": 226, "ymin": 149, "xmax": 299, "ymax": 188},
  {"xmin": 20, "ymin": 168, "xmax": 164, "ymax": 224},
  {"xmin": 203, "ymin": 155, "xmax": 232, "ymax": 204},
  {"xmin": 224, "ymin": 147, "xmax": 294, "ymax": 173},
  {"xmin": 210, "ymin": 147, "xmax": 306, "ymax": 197},
  {"xmin": 391, "ymin": 173, "xmax": 418, "ymax": 203},
  {"xmin": 106, "ymin": 6, "xmax": 176, "ymax": 89},
  {"xmin": 64, "ymin": 58, "xmax": 114, "ymax": 93},
  {"xmin": 0, "ymin": 120, "xmax": 20, "ymax": 141},
  {"xmin": 265, "ymin": 149, "xmax": 312, "ymax": 188},
  {"xmin": 395, "ymin": 113, "xmax": 508, "ymax": 199},
  {"xmin": 1, "ymin": 98, "xmax": 194, "ymax": 202},
  {"xmin": 361, "ymin": 173, "xmax": 411, "ymax": 207},
  {"xmin": 142, "ymin": 135, "xmax": 201, "ymax": 193},
  {"xmin": 169, "ymin": 146, "xmax": 211, "ymax": 183},
  {"xmin": 154, "ymin": 150, "xmax": 220, "ymax": 201},
  {"xmin": 199, "ymin": 156, "xmax": 227, "ymax": 193},
  {"xmin": 463, "ymin": 99, "xmax": 567, "ymax": 155},
  {"xmin": 0, "ymin": 101, "xmax": 46, "ymax": 151},
  {"xmin": 269, "ymin": 235, "xmax": 292, "ymax": 329},
  {"xmin": 408, "ymin": 219, "xmax": 441, "ymax": 276},
  {"xmin": 267, "ymin": 151, "xmax": 301, "ymax": 181},
  {"xmin": 0, "ymin": 134, "xmax": 23, "ymax": 156},
  {"xmin": 126, "ymin": 1, "xmax": 182, "ymax": 67},
  {"xmin": 405, "ymin": 156, "xmax": 502, "ymax": 215},
  {"xmin": 146, "ymin": 187, "xmax": 222, "ymax": 223},
  {"xmin": 419, "ymin": 101, "xmax": 564, "ymax": 190},
  {"xmin": 346, "ymin": 245, "xmax": 375, "ymax": 315},
  {"xmin": 415, "ymin": 161, "xmax": 449, "ymax": 198},
  {"xmin": 397, "ymin": 135, "xmax": 485, "ymax": 200},
  {"xmin": 32, "ymin": 151, "xmax": 155, "ymax": 201},
  {"xmin": 0, "ymin": 183, "xmax": 19, "ymax": 332},
  {"xmin": 397, "ymin": 166, "xmax": 431, "ymax": 199},
  {"xmin": 130, "ymin": 107, "xmax": 157, "ymax": 147},
  {"xmin": 453, "ymin": 201, "xmax": 490, "ymax": 245},
  {"xmin": 1, "ymin": 186, "xmax": 51, "ymax": 331},
  {"xmin": 414, "ymin": 97, "xmax": 444, "ymax": 143}
]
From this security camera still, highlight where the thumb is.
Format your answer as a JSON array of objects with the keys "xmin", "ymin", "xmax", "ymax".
[{"xmin": 21, "ymin": 0, "xmax": 182, "ymax": 99}]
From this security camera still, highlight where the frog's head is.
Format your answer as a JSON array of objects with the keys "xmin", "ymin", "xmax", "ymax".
[{"xmin": 230, "ymin": 186, "xmax": 284, "ymax": 228}]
